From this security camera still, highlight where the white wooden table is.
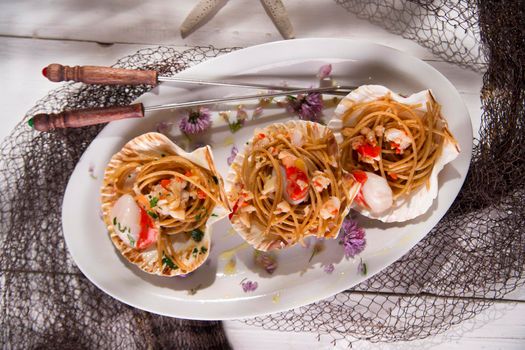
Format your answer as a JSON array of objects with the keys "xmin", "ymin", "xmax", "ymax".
[{"xmin": 0, "ymin": 1, "xmax": 523, "ymax": 348}]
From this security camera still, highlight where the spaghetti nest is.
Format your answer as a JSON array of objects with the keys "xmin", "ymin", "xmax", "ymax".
[
  {"xmin": 112, "ymin": 155, "xmax": 219, "ymax": 270},
  {"xmin": 339, "ymin": 93, "xmax": 455, "ymax": 200},
  {"xmin": 228, "ymin": 121, "xmax": 353, "ymax": 251},
  {"xmin": 101, "ymin": 133, "xmax": 226, "ymax": 276}
]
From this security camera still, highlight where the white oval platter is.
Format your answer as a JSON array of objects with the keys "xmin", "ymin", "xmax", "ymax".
[{"xmin": 62, "ymin": 39, "xmax": 472, "ymax": 320}]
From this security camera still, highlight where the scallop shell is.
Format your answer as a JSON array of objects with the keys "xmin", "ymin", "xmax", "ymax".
[
  {"xmin": 327, "ymin": 85, "xmax": 460, "ymax": 222},
  {"xmin": 225, "ymin": 120, "xmax": 360, "ymax": 251},
  {"xmin": 100, "ymin": 132, "xmax": 229, "ymax": 276}
]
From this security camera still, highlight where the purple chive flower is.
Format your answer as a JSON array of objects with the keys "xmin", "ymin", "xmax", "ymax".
[
  {"xmin": 340, "ymin": 217, "xmax": 366, "ymax": 258},
  {"xmin": 287, "ymin": 92, "xmax": 324, "ymax": 122},
  {"xmin": 179, "ymin": 107, "xmax": 212, "ymax": 135},
  {"xmin": 254, "ymin": 250, "xmax": 278, "ymax": 274},
  {"xmin": 324, "ymin": 263, "xmax": 335, "ymax": 274},
  {"xmin": 317, "ymin": 64, "xmax": 332, "ymax": 79},
  {"xmin": 156, "ymin": 120, "xmax": 173, "ymax": 134},
  {"xmin": 241, "ymin": 279, "xmax": 258, "ymax": 292},
  {"xmin": 227, "ymin": 146, "xmax": 238, "ymax": 166}
]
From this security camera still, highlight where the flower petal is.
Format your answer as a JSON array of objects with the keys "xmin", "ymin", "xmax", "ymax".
[
  {"xmin": 317, "ymin": 64, "xmax": 332, "ymax": 79},
  {"xmin": 323, "ymin": 263, "xmax": 335, "ymax": 274},
  {"xmin": 179, "ymin": 108, "xmax": 212, "ymax": 134},
  {"xmin": 241, "ymin": 280, "xmax": 258, "ymax": 292},
  {"xmin": 227, "ymin": 146, "xmax": 238, "ymax": 166},
  {"xmin": 340, "ymin": 216, "xmax": 366, "ymax": 258},
  {"xmin": 254, "ymin": 250, "xmax": 278, "ymax": 274}
]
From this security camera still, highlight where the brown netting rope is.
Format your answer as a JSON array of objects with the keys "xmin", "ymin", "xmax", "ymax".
[
  {"xmin": 1, "ymin": 0, "xmax": 524, "ymax": 348},
  {"xmin": 334, "ymin": 0, "xmax": 485, "ymax": 71}
]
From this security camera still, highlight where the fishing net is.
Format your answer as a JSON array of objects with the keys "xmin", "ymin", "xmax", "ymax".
[
  {"xmin": 1, "ymin": 0, "xmax": 524, "ymax": 348},
  {"xmin": 0, "ymin": 46, "xmax": 237, "ymax": 349}
]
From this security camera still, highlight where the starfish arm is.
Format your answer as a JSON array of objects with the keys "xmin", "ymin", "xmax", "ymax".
[
  {"xmin": 260, "ymin": 0, "xmax": 295, "ymax": 39},
  {"xmin": 180, "ymin": 0, "xmax": 229, "ymax": 38}
]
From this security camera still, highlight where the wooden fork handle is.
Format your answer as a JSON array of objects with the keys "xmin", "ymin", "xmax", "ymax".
[
  {"xmin": 43, "ymin": 64, "xmax": 158, "ymax": 85},
  {"xmin": 29, "ymin": 103, "xmax": 145, "ymax": 132}
]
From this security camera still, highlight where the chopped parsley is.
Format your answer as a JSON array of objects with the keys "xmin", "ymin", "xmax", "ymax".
[
  {"xmin": 192, "ymin": 247, "xmax": 198, "ymax": 257},
  {"xmin": 191, "ymin": 228, "xmax": 204, "ymax": 242},
  {"xmin": 149, "ymin": 196, "xmax": 159, "ymax": 208},
  {"xmin": 147, "ymin": 210, "xmax": 159, "ymax": 219},
  {"xmin": 228, "ymin": 121, "xmax": 243, "ymax": 133},
  {"xmin": 162, "ymin": 256, "xmax": 178, "ymax": 269},
  {"xmin": 211, "ymin": 213, "xmax": 218, "ymax": 217},
  {"xmin": 358, "ymin": 258, "xmax": 367, "ymax": 276},
  {"xmin": 117, "ymin": 222, "xmax": 127, "ymax": 233},
  {"xmin": 200, "ymin": 247, "xmax": 208, "ymax": 254},
  {"xmin": 113, "ymin": 218, "xmax": 129, "ymax": 233},
  {"xmin": 127, "ymin": 234, "xmax": 135, "ymax": 247}
]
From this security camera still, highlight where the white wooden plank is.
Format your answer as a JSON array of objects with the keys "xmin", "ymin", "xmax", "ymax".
[
  {"xmin": 224, "ymin": 301, "xmax": 525, "ymax": 349},
  {"xmin": 0, "ymin": 0, "xmax": 470, "ymax": 62},
  {"xmin": 0, "ymin": 37, "xmax": 159, "ymax": 141}
]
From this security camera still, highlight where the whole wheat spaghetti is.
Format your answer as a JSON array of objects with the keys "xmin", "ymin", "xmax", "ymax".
[
  {"xmin": 101, "ymin": 133, "xmax": 227, "ymax": 276},
  {"xmin": 339, "ymin": 93, "xmax": 455, "ymax": 200},
  {"xmin": 227, "ymin": 121, "xmax": 359, "ymax": 251}
]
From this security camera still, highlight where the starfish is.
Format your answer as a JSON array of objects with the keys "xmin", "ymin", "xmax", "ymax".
[{"xmin": 180, "ymin": 0, "xmax": 295, "ymax": 39}]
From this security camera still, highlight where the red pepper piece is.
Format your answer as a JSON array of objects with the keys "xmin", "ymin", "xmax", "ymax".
[
  {"xmin": 352, "ymin": 170, "xmax": 368, "ymax": 184},
  {"xmin": 197, "ymin": 189, "xmax": 207, "ymax": 199},
  {"xmin": 285, "ymin": 166, "xmax": 309, "ymax": 201},
  {"xmin": 357, "ymin": 144, "xmax": 381, "ymax": 158},
  {"xmin": 390, "ymin": 142, "xmax": 402, "ymax": 155},
  {"xmin": 229, "ymin": 200, "xmax": 239, "ymax": 220},
  {"xmin": 136, "ymin": 207, "xmax": 157, "ymax": 250}
]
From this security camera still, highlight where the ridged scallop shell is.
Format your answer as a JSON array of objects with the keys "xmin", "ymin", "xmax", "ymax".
[
  {"xmin": 327, "ymin": 85, "xmax": 460, "ymax": 222},
  {"xmin": 100, "ymin": 132, "xmax": 229, "ymax": 276},
  {"xmin": 225, "ymin": 120, "xmax": 360, "ymax": 251}
]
